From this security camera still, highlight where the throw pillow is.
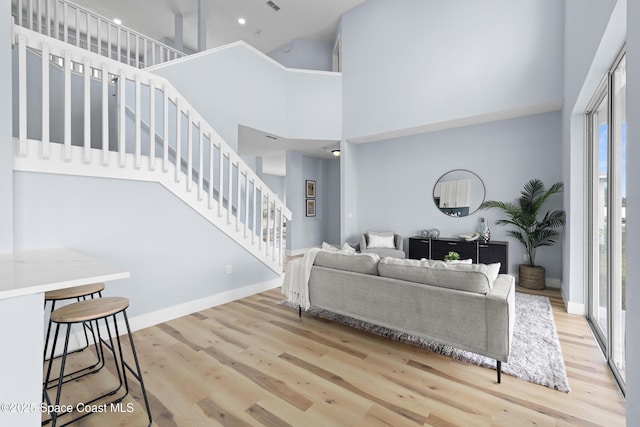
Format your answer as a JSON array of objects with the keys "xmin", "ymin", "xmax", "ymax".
[
  {"xmin": 486, "ymin": 263, "xmax": 501, "ymax": 283},
  {"xmin": 367, "ymin": 232, "xmax": 396, "ymax": 249},
  {"xmin": 321, "ymin": 242, "xmax": 339, "ymax": 251},
  {"xmin": 341, "ymin": 242, "xmax": 357, "ymax": 253}
]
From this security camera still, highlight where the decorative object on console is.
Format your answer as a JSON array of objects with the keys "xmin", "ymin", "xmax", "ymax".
[
  {"xmin": 444, "ymin": 251, "xmax": 460, "ymax": 261},
  {"xmin": 478, "ymin": 217, "xmax": 491, "ymax": 242},
  {"xmin": 428, "ymin": 228, "xmax": 440, "ymax": 239},
  {"xmin": 459, "ymin": 232, "xmax": 480, "ymax": 241},
  {"xmin": 480, "ymin": 179, "xmax": 566, "ymax": 289},
  {"xmin": 433, "ymin": 169, "xmax": 486, "ymax": 218}
]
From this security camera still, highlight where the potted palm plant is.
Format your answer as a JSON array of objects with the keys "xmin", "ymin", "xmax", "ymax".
[{"xmin": 480, "ymin": 179, "xmax": 566, "ymax": 289}]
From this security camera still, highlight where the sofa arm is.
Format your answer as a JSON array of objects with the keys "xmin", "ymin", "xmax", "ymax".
[{"xmin": 486, "ymin": 274, "xmax": 515, "ymax": 362}]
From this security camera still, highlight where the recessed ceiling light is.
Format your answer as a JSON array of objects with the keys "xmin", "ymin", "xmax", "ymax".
[
  {"xmin": 113, "ymin": 18, "xmax": 122, "ymax": 25},
  {"xmin": 238, "ymin": 18, "xmax": 246, "ymax": 25}
]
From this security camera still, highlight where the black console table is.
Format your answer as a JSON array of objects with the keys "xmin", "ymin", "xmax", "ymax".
[{"xmin": 408, "ymin": 237, "xmax": 508, "ymax": 274}]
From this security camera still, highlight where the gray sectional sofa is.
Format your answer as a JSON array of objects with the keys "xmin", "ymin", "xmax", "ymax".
[{"xmin": 304, "ymin": 251, "xmax": 515, "ymax": 383}]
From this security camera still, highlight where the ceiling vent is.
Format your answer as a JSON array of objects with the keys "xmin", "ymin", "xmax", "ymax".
[
  {"xmin": 265, "ymin": 135, "xmax": 278, "ymax": 140},
  {"xmin": 266, "ymin": 1, "xmax": 281, "ymax": 12}
]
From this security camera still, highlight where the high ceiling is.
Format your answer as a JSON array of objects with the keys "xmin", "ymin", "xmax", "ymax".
[
  {"xmin": 71, "ymin": 0, "xmax": 361, "ymax": 160},
  {"xmin": 72, "ymin": 0, "xmax": 366, "ymax": 54}
]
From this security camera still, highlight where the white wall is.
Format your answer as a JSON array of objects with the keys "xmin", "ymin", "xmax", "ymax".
[
  {"xmin": 323, "ymin": 158, "xmax": 341, "ymax": 245},
  {"xmin": 268, "ymin": 38, "xmax": 333, "ymax": 72},
  {"xmin": 13, "ymin": 172, "xmax": 280, "ymax": 318},
  {"xmin": 340, "ymin": 0, "xmax": 564, "ymax": 141},
  {"xmin": 626, "ymin": 0, "xmax": 640, "ymax": 421},
  {"xmin": 561, "ymin": 0, "xmax": 618, "ymax": 311},
  {"xmin": 352, "ymin": 111, "xmax": 563, "ymax": 279},
  {"xmin": 284, "ymin": 152, "xmax": 338, "ymax": 253},
  {"xmin": 1, "ymin": 11, "xmax": 13, "ymax": 251},
  {"xmin": 149, "ymin": 42, "xmax": 341, "ymax": 152}
]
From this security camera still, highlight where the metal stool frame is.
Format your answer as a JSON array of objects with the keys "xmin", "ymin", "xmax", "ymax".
[
  {"xmin": 43, "ymin": 288, "xmax": 105, "ymax": 387},
  {"xmin": 43, "ymin": 301, "xmax": 152, "ymax": 427}
]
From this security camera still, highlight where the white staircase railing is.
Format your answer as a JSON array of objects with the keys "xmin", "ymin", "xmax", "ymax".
[
  {"xmin": 13, "ymin": 24, "xmax": 291, "ymax": 273},
  {"xmin": 11, "ymin": 0, "xmax": 185, "ymax": 68}
]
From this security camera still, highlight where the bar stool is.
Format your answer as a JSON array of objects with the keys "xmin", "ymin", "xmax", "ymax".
[
  {"xmin": 43, "ymin": 283, "xmax": 105, "ymax": 387},
  {"xmin": 43, "ymin": 297, "xmax": 152, "ymax": 427}
]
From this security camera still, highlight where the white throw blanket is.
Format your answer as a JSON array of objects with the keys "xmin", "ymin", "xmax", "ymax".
[{"xmin": 281, "ymin": 248, "xmax": 321, "ymax": 311}]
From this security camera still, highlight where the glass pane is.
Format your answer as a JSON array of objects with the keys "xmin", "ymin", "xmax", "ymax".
[
  {"xmin": 612, "ymin": 56, "xmax": 626, "ymax": 380},
  {"xmin": 594, "ymin": 95, "xmax": 608, "ymax": 341}
]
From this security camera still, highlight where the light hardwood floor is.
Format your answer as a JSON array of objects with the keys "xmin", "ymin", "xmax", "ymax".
[{"xmin": 53, "ymin": 286, "xmax": 625, "ymax": 426}]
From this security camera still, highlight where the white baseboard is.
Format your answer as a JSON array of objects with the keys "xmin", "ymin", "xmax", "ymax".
[
  {"xmin": 561, "ymin": 287, "xmax": 586, "ymax": 315},
  {"xmin": 129, "ymin": 278, "xmax": 282, "ymax": 332},
  {"xmin": 45, "ymin": 278, "xmax": 283, "ymax": 356}
]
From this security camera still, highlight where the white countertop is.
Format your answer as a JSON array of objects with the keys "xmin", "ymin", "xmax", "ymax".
[{"xmin": 0, "ymin": 248, "xmax": 130, "ymax": 300}]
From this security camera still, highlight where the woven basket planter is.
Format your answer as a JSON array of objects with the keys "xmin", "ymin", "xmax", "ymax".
[{"xmin": 519, "ymin": 264, "xmax": 545, "ymax": 289}]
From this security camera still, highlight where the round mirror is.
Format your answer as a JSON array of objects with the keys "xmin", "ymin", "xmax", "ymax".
[{"xmin": 433, "ymin": 169, "xmax": 485, "ymax": 217}]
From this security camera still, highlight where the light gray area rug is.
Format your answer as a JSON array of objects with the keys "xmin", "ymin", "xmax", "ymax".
[{"xmin": 281, "ymin": 293, "xmax": 570, "ymax": 392}]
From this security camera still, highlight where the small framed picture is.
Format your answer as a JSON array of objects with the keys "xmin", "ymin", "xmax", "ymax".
[
  {"xmin": 306, "ymin": 199, "xmax": 316, "ymax": 217},
  {"xmin": 305, "ymin": 180, "xmax": 316, "ymax": 198}
]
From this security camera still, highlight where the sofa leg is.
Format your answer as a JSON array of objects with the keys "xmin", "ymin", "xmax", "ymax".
[
  {"xmin": 496, "ymin": 360, "xmax": 502, "ymax": 384},
  {"xmin": 298, "ymin": 306, "xmax": 302, "ymax": 318}
]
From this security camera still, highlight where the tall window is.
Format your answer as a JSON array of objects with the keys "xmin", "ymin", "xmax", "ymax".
[{"xmin": 586, "ymin": 49, "xmax": 626, "ymax": 390}]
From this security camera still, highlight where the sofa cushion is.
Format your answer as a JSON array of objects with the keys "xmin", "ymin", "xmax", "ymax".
[
  {"xmin": 377, "ymin": 258, "xmax": 494, "ymax": 294},
  {"xmin": 313, "ymin": 251, "xmax": 380, "ymax": 275}
]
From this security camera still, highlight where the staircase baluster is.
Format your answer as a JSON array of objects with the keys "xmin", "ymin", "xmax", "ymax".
[
  {"xmin": 186, "ymin": 110, "xmax": 193, "ymax": 191},
  {"xmin": 258, "ymin": 188, "xmax": 263, "ymax": 251},
  {"xmin": 83, "ymin": 57, "xmax": 91, "ymax": 163},
  {"xmin": 62, "ymin": 1, "xmax": 67, "ymax": 43},
  {"xmin": 54, "ymin": 0, "xmax": 60, "ymax": 40},
  {"xmin": 208, "ymin": 132, "xmax": 214, "ymax": 209},
  {"xmin": 44, "ymin": 0, "xmax": 51, "ymax": 37},
  {"xmin": 84, "ymin": 9, "xmax": 89, "ymax": 50},
  {"xmin": 279, "ymin": 207, "xmax": 285, "ymax": 266},
  {"xmin": 118, "ymin": 69, "xmax": 125, "ymax": 167},
  {"xmin": 96, "ymin": 17, "xmax": 101, "ymax": 56},
  {"xmin": 162, "ymin": 85, "xmax": 169, "ymax": 172},
  {"xmin": 134, "ymin": 74, "xmax": 141, "ymax": 169},
  {"xmin": 149, "ymin": 80, "xmax": 156, "ymax": 171},
  {"xmin": 41, "ymin": 42, "xmax": 50, "ymax": 159},
  {"xmin": 244, "ymin": 173, "xmax": 249, "ymax": 238},
  {"xmin": 251, "ymin": 182, "xmax": 257, "ymax": 244},
  {"xmin": 17, "ymin": 35, "xmax": 27, "ymax": 156},
  {"xmin": 63, "ymin": 51, "xmax": 71, "ymax": 161},
  {"xmin": 266, "ymin": 193, "xmax": 271, "ymax": 256},
  {"xmin": 101, "ymin": 63, "xmax": 109, "ymax": 165},
  {"xmin": 27, "ymin": 0, "xmax": 33, "ymax": 30},
  {"xmin": 227, "ymin": 153, "xmax": 232, "ymax": 225},
  {"xmin": 17, "ymin": 0, "xmax": 23, "ymax": 28},
  {"xmin": 175, "ymin": 98, "xmax": 181, "ymax": 183},
  {"xmin": 218, "ymin": 144, "xmax": 223, "ymax": 218},
  {"xmin": 198, "ymin": 122, "xmax": 203, "ymax": 200},
  {"xmin": 235, "ymin": 163, "xmax": 241, "ymax": 231},
  {"xmin": 73, "ymin": 6, "xmax": 78, "ymax": 47}
]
